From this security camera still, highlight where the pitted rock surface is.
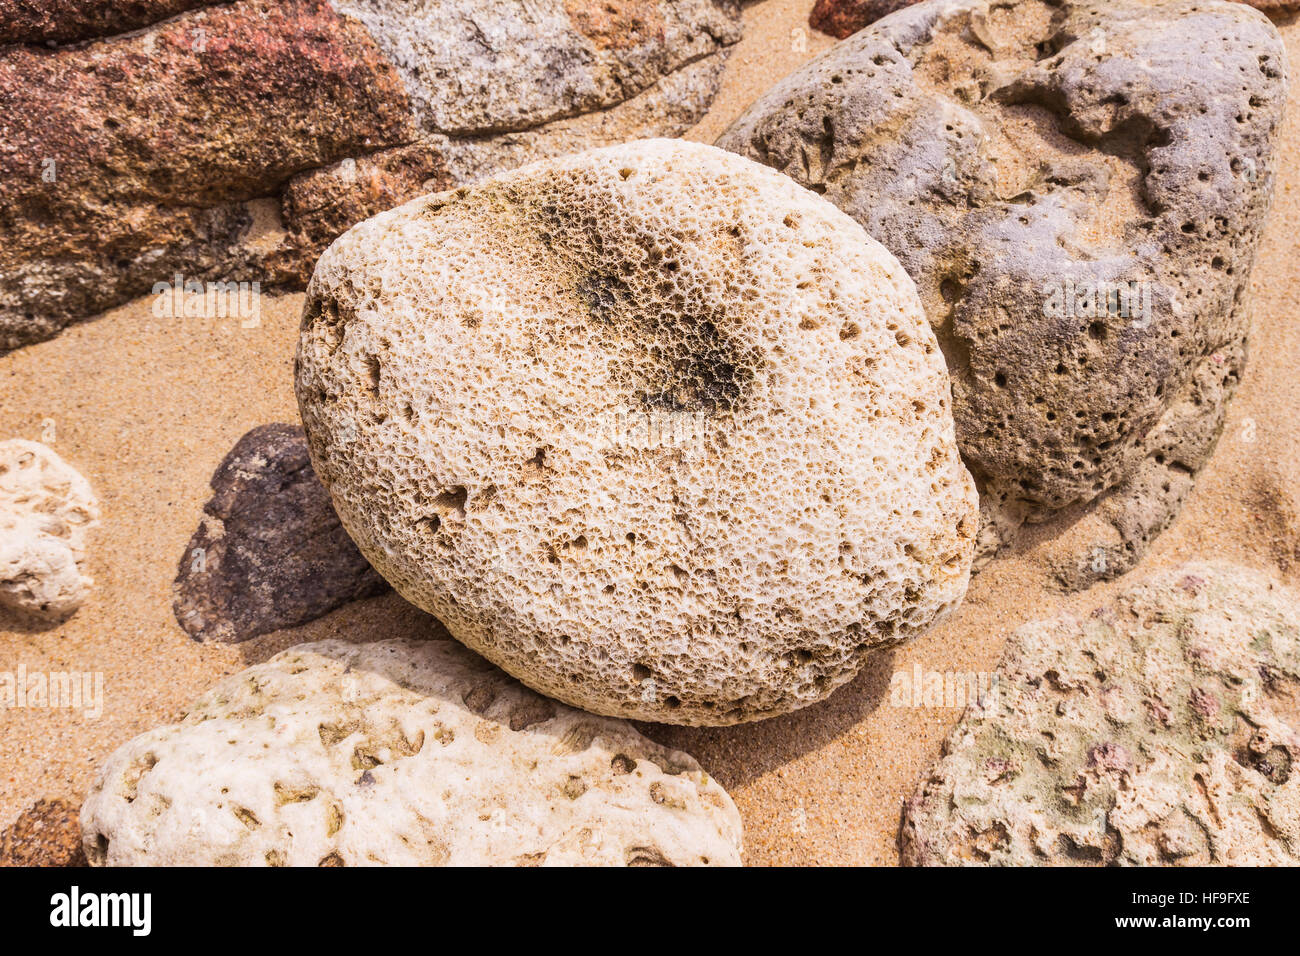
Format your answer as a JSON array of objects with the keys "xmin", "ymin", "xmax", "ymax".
[
  {"xmin": 80, "ymin": 637, "xmax": 743, "ymax": 866},
  {"xmin": 902, "ymin": 564, "xmax": 1300, "ymax": 866},
  {"xmin": 720, "ymin": 0, "xmax": 1288, "ymax": 588},
  {"xmin": 295, "ymin": 139, "xmax": 978, "ymax": 725},
  {"xmin": 809, "ymin": 0, "xmax": 1295, "ymax": 42}
]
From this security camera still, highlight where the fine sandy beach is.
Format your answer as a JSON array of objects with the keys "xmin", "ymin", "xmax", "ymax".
[{"xmin": 2, "ymin": 0, "xmax": 1298, "ymax": 865}]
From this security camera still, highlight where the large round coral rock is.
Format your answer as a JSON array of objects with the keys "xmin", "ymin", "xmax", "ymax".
[{"xmin": 295, "ymin": 139, "xmax": 978, "ymax": 725}]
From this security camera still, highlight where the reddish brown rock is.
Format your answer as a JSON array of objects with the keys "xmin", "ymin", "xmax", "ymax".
[
  {"xmin": 0, "ymin": 799, "xmax": 87, "ymax": 867},
  {"xmin": 0, "ymin": 0, "xmax": 741, "ymax": 354},
  {"xmin": 0, "ymin": 0, "xmax": 213, "ymax": 45},
  {"xmin": 0, "ymin": 0, "xmax": 414, "ymax": 353},
  {"xmin": 0, "ymin": 1, "xmax": 412, "ymax": 207},
  {"xmin": 277, "ymin": 143, "xmax": 453, "ymax": 281},
  {"xmin": 809, "ymin": 0, "xmax": 920, "ymax": 38}
]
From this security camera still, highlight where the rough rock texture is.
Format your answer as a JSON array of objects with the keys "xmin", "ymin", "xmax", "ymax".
[
  {"xmin": 81, "ymin": 637, "xmax": 743, "ymax": 866},
  {"xmin": 173, "ymin": 424, "xmax": 388, "ymax": 643},
  {"xmin": 902, "ymin": 564, "xmax": 1300, "ymax": 866},
  {"xmin": 0, "ymin": 799, "xmax": 87, "ymax": 867},
  {"xmin": 295, "ymin": 139, "xmax": 978, "ymax": 726},
  {"xmin": 0, "ymin": 0, "xmax": 416, "ymax": 353},
  {"xmin": 811, "ymin": 0, "xmax": 1298, "ymax": 41},
  {"xmin": 811, "ymin": 0, "xmax": 923, "ymax": 39},
  {"xmin": 720, "ymin": 0, "xmax": 1288, "ymax": 589},
  {"xmin": 0, "ymin": 440, "xmax": 99, "ymax": 620},
  {"xmin": 0, "ymin": 0, "xmax": 215, "ymax": 45},
  {"xmin": 0, "ymin": 0, "xmax": 741, "ymax": 354},
  {"xmin": 275, "ymin": 143, "xmax": 453, "ymax": 283}
]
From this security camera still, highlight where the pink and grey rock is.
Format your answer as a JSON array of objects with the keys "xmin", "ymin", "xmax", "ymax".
[
  {"xmin": 902, "ymin": 565, "xmax": 1300, "ymax": 866},
  {"xmin": 0, "ymin": 0, "xmax": 742, "ymax": 353}
]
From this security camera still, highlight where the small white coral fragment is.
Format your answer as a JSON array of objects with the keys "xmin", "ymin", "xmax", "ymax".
[{"xmin": 0, "ymin": 439, "xmax": 100, "ymax": 620}]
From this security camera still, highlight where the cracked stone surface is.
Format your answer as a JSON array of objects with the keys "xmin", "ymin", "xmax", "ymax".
[
  {"xmin": 173, "ymin": 423, "xmax": 388, "ymax": 644},
  {"xmin": 901, "ymin": 564, "xmax": 1300, "ymax": 866},
  {"xmin": 0, "ymin": 0, "xmax": 741, "ymax": 353},
  {"xmin": 80, "ymin": 637, "xmax": 744, "ymax": 866},
  {"xmin": 720, "ymin": 0, "xmax": 1288, "ymax": 590}
]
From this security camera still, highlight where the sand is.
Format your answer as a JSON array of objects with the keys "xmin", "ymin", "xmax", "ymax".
[{"xmin": 2, "ymin": 0, "xmax": 1298, "ymax": 866}]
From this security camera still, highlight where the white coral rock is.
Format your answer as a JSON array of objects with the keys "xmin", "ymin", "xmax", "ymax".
[
  {"xmin": 295, "ymin": 139, "xmax": 978, "ymax": 724},
  {"xmin": 81, "ymin": 637, "xmax": 743, "ymax": 867},
  {"xmin": 0, "ymin": 439, "xmax": 99, "ymax": 619}
]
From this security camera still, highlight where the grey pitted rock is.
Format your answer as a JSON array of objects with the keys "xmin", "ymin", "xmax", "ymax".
[
  {"xmin": 901, "ymin": 564, "xmax": 1300, "ymax": 866},
  {"xmin": 810, "ymin": 0, "xmax": 1297, "ymax": 41},
  {"xmin": 0, "ymin": 0, "xmax": 741, "ymax": 354},
  {"xmin": 719, "ymin": 0, "xmax": 1288, "ymax": 589},
  {"xmin": 295, "ymin": 139, "xmax": 978, "ymax": 726},
  {"xmin": 80, "ymin": 637, "xmax": 743, "ymax": 867},
  {"xmin": 173, "ymin": 423, "xmax": 388, "ymax": 643}
]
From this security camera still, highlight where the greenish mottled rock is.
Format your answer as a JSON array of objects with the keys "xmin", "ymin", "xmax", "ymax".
[{"xmin": 901, "ymin": 564, "xmax": 1300, "ymax": 866}]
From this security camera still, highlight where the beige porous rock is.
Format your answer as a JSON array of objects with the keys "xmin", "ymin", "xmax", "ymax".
[
  {"xmin": 80, "ymin": 637, "xmax": 743, "ymax": 867},
  {"xmin": 902, "ymin": 564, "xmax": 1300, "ymax": 866},
  {"xmin": 0, "ymin": 440, "xmax": 100, "ymax": 620},
  {"xmin": 295, "ymin": 139, "xmax": 979, "ymax": 725}
]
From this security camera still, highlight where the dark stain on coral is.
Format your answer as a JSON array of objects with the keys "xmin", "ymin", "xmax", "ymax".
[{"xmin": 571, "ymin": 266, "xmax": 758, "ymax": 415}]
